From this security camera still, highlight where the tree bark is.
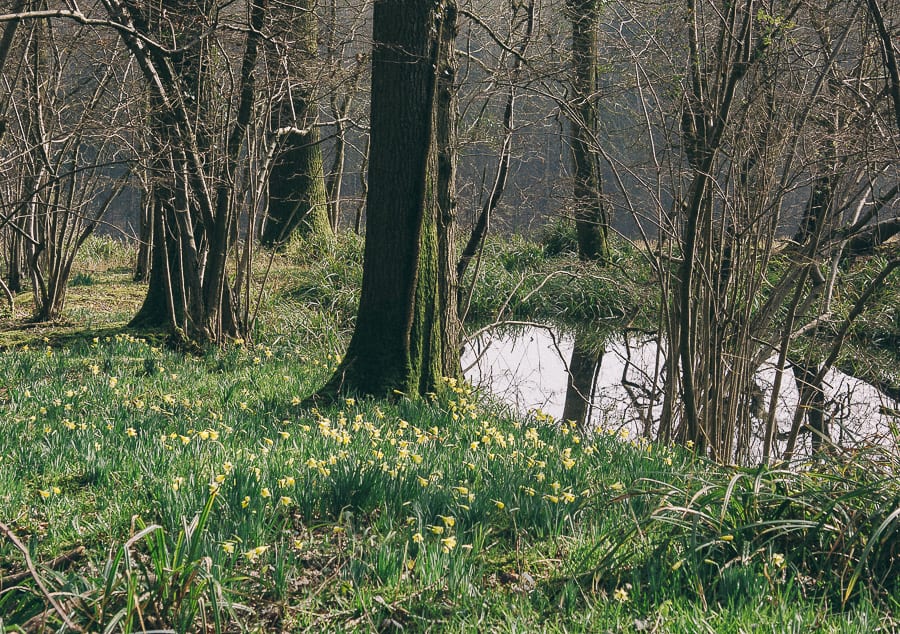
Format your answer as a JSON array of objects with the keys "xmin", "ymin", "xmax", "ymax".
[
  {"xmin": 133, "ymin": 186, "xmax": 152, "ymax": 282},
  {"xmin": 790, "ymin": 362, "xmax": 828, "ymax": 452},
  {"xmin": 316, "ymin": 0, "xmax": 458, "ymax": 399},
  {"xmin": 262, "ymin": 126, "xmax": 331, "ymax": 246},
  {"xmin": 260, "ymin": 0, "xmax": 331, "ymax": 247},
  {"xmin": 567, "ymin": 0, "xmax": 609, "ymax": 262}
]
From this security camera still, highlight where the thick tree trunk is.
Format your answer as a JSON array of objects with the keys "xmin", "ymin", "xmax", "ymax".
[
  {"xmin": 568, "ymin": 0, "xmax": 609, "ymax": 262},
  {"xmin": 260, "ymin": 0, "xmax": 331, "ymax": 247},
  {"xmin": 130, "ymin": 183, "xmax": 186, "ymax": 329},
  {"xmin": 317, "ymin": 0, "xmax": 458, "ymax": 398},
  {"xmin": 792, "ymin": 174, "xmax": 835, "ymax": 245},
  {"xmin": 326, "ymin": 117, "xmax": 346, "ymax": 231},
  {"xmin": 791, "ymin": 362, "xmax": 828, "ymax": 452},
  {"xmin": 6, "ymin": 229, "xmax": 24, "ymax": 293},
  {"xmin": 262, "ymin": 127, "xmax": 331, "ymax": 246},
  {"xmin": 117, "ymin": 0, "xmax": 259, "ymax": 343},
  {"xmin": 133, "ymin": 186, "xmax": 152, "ymax": 282},
  {"xmin": 435, "ymin": 0, "xmax": 461, "ymax": 380}
]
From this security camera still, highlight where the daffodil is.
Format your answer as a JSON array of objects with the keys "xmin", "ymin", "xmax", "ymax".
[
  {"xmin": 244, "ymin": 545, "xmax": 269, "ymax": 562},
  {"xmin": 440, "ymin": 536, "xmax": 457, "ymax": 552}
]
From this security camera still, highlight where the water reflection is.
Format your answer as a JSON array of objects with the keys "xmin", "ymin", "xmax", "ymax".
[
  {"xmin": 560, "ymin": 334, "xmax": 603, "ymax": 430},
  {"xmin": 462, "ymin": 324, "xmax": 899, "ymax": 461}
]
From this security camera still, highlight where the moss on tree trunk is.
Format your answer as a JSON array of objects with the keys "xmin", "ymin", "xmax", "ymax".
[{"xmin": 315, "ymin": 0, "xmax": 459, "ymax": 400}]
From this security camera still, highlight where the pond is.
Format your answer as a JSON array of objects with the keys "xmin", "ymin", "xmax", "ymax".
[{"xmin": 462, "ymin": 323, "xmax": 900, "ymax": 462}]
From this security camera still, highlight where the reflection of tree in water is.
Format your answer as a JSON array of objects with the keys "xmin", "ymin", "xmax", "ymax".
[
  {"xmin": 465, "ymin": 324, "xmax": 898, "ymax": 463},
  {"xmin": 620, "ymin": 331, "xmax": 666, "ymax": 439},
  {"xmin": 789, "ymin": 363, "xmax": 828, "ymax": 453},
  {"xmin": 561, "ymin": 333, "xmax": 603, "ymax": 431}
]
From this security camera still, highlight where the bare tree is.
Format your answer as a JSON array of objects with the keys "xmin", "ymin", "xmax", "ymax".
[{"xmin": 0, "ymin": 13, "xmax": 133, "ymax": 320}]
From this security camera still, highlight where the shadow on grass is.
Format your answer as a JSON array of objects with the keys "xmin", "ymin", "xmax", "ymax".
[{"xmin": 0, "ymin": 320, "xmax": 169, "ymax": 352}]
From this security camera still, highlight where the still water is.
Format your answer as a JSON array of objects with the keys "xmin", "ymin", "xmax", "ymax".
[{"xmin": 463, "ymin": 324, "xmax": 899, "ymax": 458}]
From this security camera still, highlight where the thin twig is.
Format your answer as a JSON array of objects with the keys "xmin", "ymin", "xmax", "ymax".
[
  {"xmin": 0, "ymin": 521, "xmax": 84, "ymax": 632},
  {"xmin": 1, "ymin": 545, "xmax": 85, "ymax": 586}
]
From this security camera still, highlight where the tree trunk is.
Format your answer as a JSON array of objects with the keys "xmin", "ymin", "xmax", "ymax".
[
  {"xmin": 133, "ymin": 185, "xmax": 152, "ymax": 282},
  {"xmin": 316, "ymin": 0, "xmax": 458, "ymax": 399},
  {"xmin": 260, "ymin": 0, "xmax": 331, "ymax": 247},
  {"xmin": 116, "ymin": 0, "xmax": 260, "ymax": 343},
  {"xmin": 567, "ymin": 0, "xmax": 609, "ymax": 262},
  {"xmin": 791, "ymin": 362, "xmax": 828, "ymax": 453},
  {"xmin": 262, "ymin": 127, "xmax": 331, "ymax": 246},
  {"xmin": 128, "ymin": 177, "xmax": 187, "ymax": 330}
]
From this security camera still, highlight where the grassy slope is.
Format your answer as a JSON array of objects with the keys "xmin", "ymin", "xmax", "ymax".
[{"xmin": 0, "ymin": 236, "xmax": 897, "ymax": 632}]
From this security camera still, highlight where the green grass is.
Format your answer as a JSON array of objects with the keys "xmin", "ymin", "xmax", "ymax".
[
  {"xmin": 0, "ymin": 235, "xmax": 897, "ymax": 631},
  {"xmin": 1, "ymin": 333, "xmax": 898, "ymax": 631},
  {"xmin": 460, "ymin": 233, "xmax": 657, "ymax": 330}
]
